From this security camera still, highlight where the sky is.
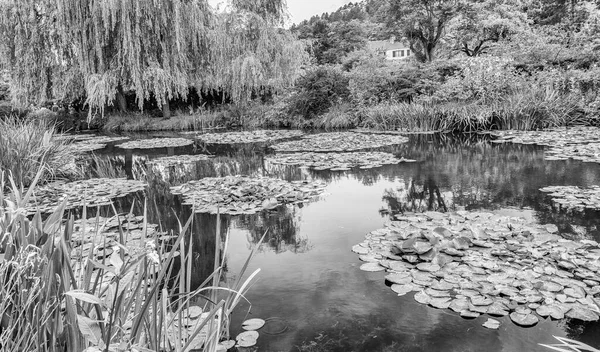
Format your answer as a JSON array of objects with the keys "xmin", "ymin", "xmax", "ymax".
[{"xmin": 208, "ymin": 0, "xmax": 354, "ymax": 25}]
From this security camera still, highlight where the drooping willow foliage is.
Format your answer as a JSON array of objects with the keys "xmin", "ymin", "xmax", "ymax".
[{"xmin": 0, "ymin": 0, "xmax": 307, "ymax": 114}]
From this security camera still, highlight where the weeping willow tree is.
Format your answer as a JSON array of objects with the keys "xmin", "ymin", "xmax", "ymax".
[{"xmin": 0, "ymin": 0, "xmax": 306, "ymax": 118}]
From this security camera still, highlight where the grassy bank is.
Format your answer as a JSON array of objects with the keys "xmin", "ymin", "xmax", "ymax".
[{"xmin": 0, "ymin": 116, "xmax": 81, "ymax": 186}]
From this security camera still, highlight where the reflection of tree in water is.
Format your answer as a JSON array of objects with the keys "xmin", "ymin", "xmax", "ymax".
[
  {"xmin": 235, "ymin": 206, "xmax": 310, "ymax": 254},
  {"xmin": 380, "ymin": 177, "xmax": 452, "ymax": 216}
]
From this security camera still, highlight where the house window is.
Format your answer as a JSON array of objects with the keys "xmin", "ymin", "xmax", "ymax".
[
  {"xmin": 406, "ymin": 50, "xmax": 411, "ymax": 56},
  {"xmin": 392, "ymin": 50, "xmax": 404, "ymax": 57}
]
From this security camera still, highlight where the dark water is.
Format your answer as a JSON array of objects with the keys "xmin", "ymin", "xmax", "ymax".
[{"xmin": 87, "ymin": 132, "xmax": 600, "ymax": 352}]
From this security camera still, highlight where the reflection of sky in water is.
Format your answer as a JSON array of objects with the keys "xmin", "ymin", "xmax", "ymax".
[{"xmin": 89, "ymin": 133, "xmax": 600, "ymax": 351}]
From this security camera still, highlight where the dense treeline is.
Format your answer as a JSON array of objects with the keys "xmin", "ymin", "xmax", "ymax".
[{"xmin": 275, "ymin": 0, "xmax": 600, "ymax": 131}]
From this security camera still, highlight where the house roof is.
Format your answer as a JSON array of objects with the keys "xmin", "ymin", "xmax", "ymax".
[{"xmin": 366, "ymin": 40, "xmax": 410, "ymax": 52}]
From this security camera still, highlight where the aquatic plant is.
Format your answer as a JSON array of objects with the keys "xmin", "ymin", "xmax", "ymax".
[
  {"xmin": 171, "ymin": 176, "xmax": 326, "ymax": 215},
  {"xmin": 271, "ymin": 132, "xmax": 409, "ymax": 152},
  {"xmin": 22, "ymin": 178, "xmax": 147, "ymax": 215},
  {"xmin": 0, "ymin": 170, "xmax": 266, "ymax": 351},
  {"xmin": 266, "ymin": 151, "xmax": 412, "ymax": 171},
  {"xmin": 540, "ymin": 185, "xmax": 600, "ymax": 211},
  {"xmin": 0, "ymin": 116, "xmax": 81, "ymax": 186},
  {"xmin": 115, "ymin": 137, "xmax": 194, "ymax": 149},
  {"xmin": 353, "ymin": 210, "xmax": 600, "ymax": 328},
  {"xmin": 194, "ymin": 130, "xmax": 304, "ymax": 144}
]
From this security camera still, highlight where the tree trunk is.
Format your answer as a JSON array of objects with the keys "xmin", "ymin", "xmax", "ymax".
[
  {"xmin": 161, "ymin": 99, "xmax": 171, "ymax": 118},
  {"xmin": 116, "ymin": 86, "xmax": 128, "ymax": 112}
]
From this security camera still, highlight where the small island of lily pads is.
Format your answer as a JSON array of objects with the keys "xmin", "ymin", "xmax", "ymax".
[
  {"xmin": 170, "ymin": 176, "xmax": 326, "ymax": 215},
  {"xmin": 148, "ymin": 154, "xmax": 213, "ymax": 168},
  {"xmin": 193, "ymin": 130, "xmax": 304, "ymax": 144},
  {"xmin": 271, "ymin": 132, "xmax": 409, "ymax": 152},
  {"xmin": 24, "ymin": 178, "xmax": 146, "ymax": 215},
  {"xmin": 116, "ymin": 137, "xmax": 194, "ymax": 149},
  {"xmin": 266, "ymin": 151, "xmax": 415, "ymax": 171},
  {"xmin": 353, "ymin": 210, "xmax": 600, "ymax": 328},
  {"xmin": 540, "ymin": 185, "xmax": 600, "ymax": 211}
]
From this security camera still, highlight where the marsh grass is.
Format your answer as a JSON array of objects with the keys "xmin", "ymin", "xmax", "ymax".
[
  {"xmin": 0, "ymin": 169, "xmax": 262, "ymax": 351},
  {"xmin": 0, "ymin": 116, "xmax": 81, "ymax": 186},
  {"xmin": 360, "ymin": 89, "xmax": 586, "ymax": 133}
]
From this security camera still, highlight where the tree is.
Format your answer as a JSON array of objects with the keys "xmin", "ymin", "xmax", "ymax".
[
  {"xmin": 386, "ymin": 0, "xmax": 468, "ymax": 62},
  {"xmin": 449, "ymin": 0, "xmax": 531, "ymax": 57},
  {"xmin": 0, "ymin": 0, "xmax": 306, "ymax": 118}
]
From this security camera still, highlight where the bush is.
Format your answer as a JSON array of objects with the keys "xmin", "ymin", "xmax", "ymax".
[
  {"xmin": 0, "ymin": 116, "xmax": 81, "ymax": 186},
  {"xmin": 287, "ymin": 66, "xmax": 350, "ymax": 119}
]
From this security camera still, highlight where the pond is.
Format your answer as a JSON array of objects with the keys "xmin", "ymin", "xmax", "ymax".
[{"xmin": 73, "ymin": 131, "xmax": 600, "ymax": 351}]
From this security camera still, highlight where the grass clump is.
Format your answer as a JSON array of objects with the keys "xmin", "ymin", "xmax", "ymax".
[{"xmin": 0, "ymin": 116, "xmax": 80, "ymax": 186}]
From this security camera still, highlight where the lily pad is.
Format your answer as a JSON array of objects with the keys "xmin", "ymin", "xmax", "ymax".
[
  {"xmin": 510, "ymin": 312, "xmax": 539, "ymax": 327},
  {"xmin": 565, "ymin": 306, "xmax": 600, "ymax": 321},
  {"xmin": 242, "ymin": 318, "xmax": 266, "ymax": 331},
  {"xmin": 536, "ymin": 305, "xmax": 565, "ymax": 319},
  {"xmin": 482, "ymin": 318, "xmax": 501, "ymax": 330},
  {"xmin": 236, "ymin": 331, "xmax": 259, "ymax": 348},
  {"xmin": 148, "ymin": 154, "xmax": 213, "ymax": 168},
  {"xmin": 360, "ymin": 263, "xmax": 385, "ymax": 272}
]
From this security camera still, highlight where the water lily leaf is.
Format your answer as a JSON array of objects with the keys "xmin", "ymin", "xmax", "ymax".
[
  {"xmin": 453, "ymin": 237, "xmax": 470, "ymax": 250},
  {"xmin": 482, "ymin": 318, "xmax": 501, "ymax": 330},
  {"xmin": 360, "ymin": 263, "xmax": 385, "ymax": 272},
  {"xmin": 429, "ymin": 297, "xmax": 451, "ymax": 309},
  {"xmin": 391, "ymin": 284, "xmax": 414, "ymax": 296},
  {"xmin": 471, "ymin": 296, "xmax": 493, "ymax": 306},
  {"xmin": 414, "ymin": 291, "xmax": 431, "ymax": 305},
  {"xmin": 449, "ymin": 299, "xmax": 470, "ymax": 313},
  {"xmin": 460, "ymin": 310, "xmax": 480, "ymax": 319},
  {"xmin": 236, "ymin": 331, "xmax": 259, "ymax": 347},
  {"xmin": 352, "ymin": 245, "xmax": 370, "ymax": 255},
  {"xmin": 565, "ymin": 306, "xmax": 600, "ymax": 321},
  {"xmin": 242, "ymin": 318, "xmax": 266, "ymax": 331},
  {"xmin": 536, "ymin": 305, "xmax": 564, "ymax": 319},
  {"xmin": 416, "ymin": 263, "xmax": 440, "ymax": 272},
  {"xmin": 487, "ymin": 302, "xmax": 509, "ymax": 316},
  {"xmin": 510, "ymin": 312, "xmax": 539, "ymax": 327},
  {"xmin": 385, "ymin": 273, "xmax": 412, "ymax": 285}
]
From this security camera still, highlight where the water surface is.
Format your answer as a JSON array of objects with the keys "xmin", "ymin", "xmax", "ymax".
[{"xmin": 89, "ymin": 132, "xmax": 600, "ymax": 351}]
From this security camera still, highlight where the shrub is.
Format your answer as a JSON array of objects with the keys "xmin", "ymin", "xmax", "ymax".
[
  {"xmin": 0, "ymin": 116, "xmax": 81, "ymax": 186},
  {"xmin": 287, "ymin": 66, "xmax": 350, "ymax": 119}
]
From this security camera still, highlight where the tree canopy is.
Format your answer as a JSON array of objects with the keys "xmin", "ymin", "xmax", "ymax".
[{"xmin": 0, "ymin": 0, "xmax": 306, "ymax": 115}]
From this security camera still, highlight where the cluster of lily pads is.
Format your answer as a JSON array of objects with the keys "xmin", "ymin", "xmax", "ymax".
[
  {"xmin": 147, "ymin": 154, "xmax": 213, "ymax": 168},
  {"xmin": 266, "ymin": 152, "xmax": 414, "ymax": 171},
  {"xmin": 56, "ymin": 135, "xmax": 130, "ymax": 153},
  {"xmin": 116, "ymin": 138, "xmax": 194, "ymax": 149},
  {"xmin": 491, "ymin": 127, "xmax": 600, "ymax": 164},
  {"xmin": 540, "ymin": 185, "xmax": 600, "ymax": 211},
  {"xmin": 271, "ymin": 132, "xmax": 409, "ymax": 152},
  {"xmin": 194, "ymin": 130, "xmax": 304, "ymax": 144},
  {"xmin": 352, "ymin": 211, "xmax": 600, "ymax": 329},
  {"xmin": 24, "ymin": 178, "xmax": 146, "ymax": 215},
  {"xmin": 491, "ymin": 127, "xmax": 600, "ymax": 147},
  {"xmin": 170, "ymin": 176, "xmax": 326, "ymax": 215}
]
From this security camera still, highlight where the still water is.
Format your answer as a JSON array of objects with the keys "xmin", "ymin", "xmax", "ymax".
[{"xmin": 89, "ymin": 132, "xmax": 600, "ymax": 352}]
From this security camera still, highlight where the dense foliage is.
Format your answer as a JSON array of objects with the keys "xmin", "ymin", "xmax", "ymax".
[{"xmin": 0, "ymin": 0, "xmax": 306, "ymax": 117}]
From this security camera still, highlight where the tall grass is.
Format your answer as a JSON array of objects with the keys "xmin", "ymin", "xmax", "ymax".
[
  {"xmin": 0, "ymin": 169, "xmax": 262, "ymax": 351},
  {"xmin": 359, "ymin": 89, "xmax": 586, "ymax": 132},
  {"xmin": 0, "ymin": 116, "xmax": 81, "ymax": 186}
]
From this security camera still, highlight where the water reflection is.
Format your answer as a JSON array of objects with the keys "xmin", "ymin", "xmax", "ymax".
[{"xmin": 235, "ymin": 206, "xmax": 310, "ymax": 254}]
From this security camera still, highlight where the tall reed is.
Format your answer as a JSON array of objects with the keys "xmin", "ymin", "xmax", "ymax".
[
  {"xmin": 0, "ymin": 116, "xmax": 81, "ymax": 186},
  {"xmin": 0, "ymin": 169, "xmax": 262, "ymax": 351}
]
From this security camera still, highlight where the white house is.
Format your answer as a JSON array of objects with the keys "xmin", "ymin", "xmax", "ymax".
[{"xmin": 366, "ymin": 39, "xmax": 412, "ymax": 60}]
